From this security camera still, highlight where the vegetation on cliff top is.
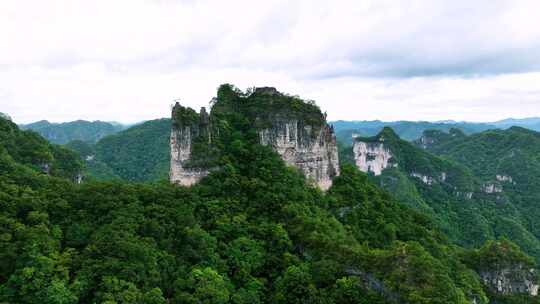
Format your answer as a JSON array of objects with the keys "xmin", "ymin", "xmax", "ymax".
[
  {"xmin": 171, "ymin": 103, "xmax": 200, "ymax": 128},
  {"xmin": 213, "ymin": 84, "xmax": 326, "ymax": 129}
]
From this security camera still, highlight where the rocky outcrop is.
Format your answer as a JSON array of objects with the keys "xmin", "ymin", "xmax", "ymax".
[
  {"xmin": 479, "ymin": 265, "xmax": 539, "ymax": 296},
  {"xmin": 496, "ymin": 174, "xmax": 515, "ymax": 184},
  {"xmin": 409, "ymin": 172, "xmax": 447, "ymax": 185},
  {"xmin": 170, "ymin": 104, "xmax": 210, "ymax": 186},
  {"xmin": 353, "ymin": 141, "xmax": 395, "ymax": 176},
  {"xmin": 482, "ymin": 182, "xmax": 503, "ymax": 194},
  {"xmin": 170, "ymin": 87, "xmax": 340, "ymax": 189},
  {"xmin": 416, "ymin": 128, "xmax": 466, "ymax": 150},
  {"xmin": 455, "ymin": 191, "xmax": 474, "ymax": 200},
  {"xmin": 258, "ymin": 117, "xmax": 339, "ymax": 190}
]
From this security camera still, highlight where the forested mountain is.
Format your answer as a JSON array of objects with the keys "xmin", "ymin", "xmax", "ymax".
[
  {"xmin": 331, "ymin": 120, "xmax": 496, "ymax": 143},
  {"xmin": 0, "ymin": 116, "xmax": 83, "ymax": 181},
  {"xmin": 332, "ymin": 118, "xmax": 540, "ymax": 144},
  {"xmin": 416, "ymin": 127, "xmax": 540, "ymax": 259},
  {"xmin": 1, "ymin": 87, "xmax": 537, "ymax": 303},
  {"xmin": 491, "ymin": 118, "xmax": 540, "ymax": 131},
  {"xmin": 348, "ymin": 128, "xmax": 540, "ymax": 266},
  {"xmin": 66, "ymin": 119, "xmax": 171, "ymax": 182},
  {"xmin": 21, "ymin": 120, "xmax": 125, "ymax": 144}
]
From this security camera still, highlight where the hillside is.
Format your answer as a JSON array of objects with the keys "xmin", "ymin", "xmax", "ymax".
[
  {"xmin": 417, "ymin": 127, "xmax": 540, "ymax": 258},
  {"xmin": 3, "ymin": 102, "xmax": 520, "ymax": 304},
  {"xmin": 3, "ymin": 86, "xmax": 540, "ymax": 302},
  {"xmin": 0, "ymin": 116, "xmax": 82, "ymax": 181},
  {"xmin": 350, "ymin": 127, "xmax": 540, "ymax": 264},
  {"xmin": 21, "ymin": 119, "xmax": 125, "ymax": 144},
  {"xmin": 91, "ymin": 118, "xmax": 171, "ymax": 181}
]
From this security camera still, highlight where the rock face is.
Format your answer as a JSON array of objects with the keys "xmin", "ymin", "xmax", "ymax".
[
  {"xmin": 353, "ymin": 141, "xmax": 395, "ymax": 176},
  {"xmin": 416, "ymin": 128, "xmax": 466, "ymax": 150},
  {"xmin": 482, "ymin": 182, "xmax": 503, "ymax": 194},
  {"xmin": 479, "ymin": 265, "xmax": 539, "ymax": 296},
  {"xmin": 170, "ymin": 87, "xmax": 340, "ymax": 190},
  {"xmin": 258, "ymin": 117, "xmax": 340, "ymax": 190},
  {"xmin": 170, "ymin": 104, "xmax": 210, "ymax": 186}
]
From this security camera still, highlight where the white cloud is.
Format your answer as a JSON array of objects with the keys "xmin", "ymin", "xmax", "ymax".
[{"xmin": 1, "ymin": 0, "xmax": 540, "ymax": 123}]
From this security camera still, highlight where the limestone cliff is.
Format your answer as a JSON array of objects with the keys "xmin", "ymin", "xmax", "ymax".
[
  {"xmin": 352, "ymin": 128, "xmax": 401, "ymax": 176},
  {"xmin": 170, "ymin": 86, "xmax": 339, "ymax": 189},
  {"xmin": 353, "ymin": 141, "xmax": 395, "ymax": 176},
  {"xmin": 465, "ymin": 240, "xmax": 540, "ymax": 300},
  {"xmin": 258, "ymin": 116, "xmax": 339, "ymax": 190},
  {"xmin": 479, "ymin": 265, "xmax": 538, "ymax": 296},
  {"xmin": 170, "ymin": 103, "xmax": 210, "ymax": 186}
]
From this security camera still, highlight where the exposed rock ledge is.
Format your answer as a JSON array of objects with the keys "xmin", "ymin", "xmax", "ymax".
[
  {"xmin": 258, "ymin": 117, "xmax": 339, "ymax": 190},
  {"xmin": 482, "ymin": 182, "xmax": 503, "ymax": 194},
  {"xmin": 479, "ymin": 265, "xmax": 539, "ymax": 296},
  {"xmin": 170, "ymin": 123, "xmax": 210, "ymax": 186},
  {"xmin": 353, "ymin": 141, "xmax": 395, "ymax": 176}
]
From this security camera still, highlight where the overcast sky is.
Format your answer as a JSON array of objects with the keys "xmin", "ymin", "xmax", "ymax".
[{"xmin": 2, "ymin": 0, "xmax": 540, "ymax": 124}]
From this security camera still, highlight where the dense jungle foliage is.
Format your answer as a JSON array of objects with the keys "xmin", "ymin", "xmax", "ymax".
[
  {"xmin": 67, "ymin": 119, "xmax": 171, "ymax": 182},
  {"xmin": 0, "ymin": 113, "xmax": 492, "ymax": 303},
  {"xmin": 346, "ymin": 127, "xmax": 540, "ymax": 264},
  {"xmin": 416, "ymin": 127, "xmax": 540, "ymax": 261},
  {"xmin": 2, "ymin": 85, "xmax": 538, "ymax": 303}
]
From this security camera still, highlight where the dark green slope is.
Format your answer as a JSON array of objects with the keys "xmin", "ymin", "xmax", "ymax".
[
  {"xmin": 21, "ymin": 119, "xmax": 125, "ymax": 144},
  {"xmin": 417, "ymin": 127, "xmax": 540, "ymax": 259},
  {"xmin": 351, "ymin": 127, "xmax": 540, "ymax": 262},
  {"xmin": 0, "ymin": 116, "xmax": 82, "ymax": 181},
  {"xmin": 65, "ymin": 140, "xmax": 121, "ymax": 181},
  {"xmin": 91, "ymin": 118, "xmax": 171, "ymax": 182},
  {"xmin": 63, "ymin": 119, "xmax": 171, "ymax": 182}
]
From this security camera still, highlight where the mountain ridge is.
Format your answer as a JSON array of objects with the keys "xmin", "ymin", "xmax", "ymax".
[{"xmin": 20, "ymin": 119, "xmax": 126, "ymax": 144}]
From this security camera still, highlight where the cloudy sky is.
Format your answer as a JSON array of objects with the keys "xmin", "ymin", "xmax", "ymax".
[{"xmin": 2, "ymin": 0, "xmax": 540, "ymax": 124}]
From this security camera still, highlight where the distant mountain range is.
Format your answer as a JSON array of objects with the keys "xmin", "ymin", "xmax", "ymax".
[
  {"xmin": 331, "ymin": 117, "xmax": 540, "ymax": 143},
  {"xmin": 17, "ymin": 116, "xmax": 540, "ymax": 146},
  {"xmin": 20, "ymin": 120, "xmax": 127, "ymax": 144}
]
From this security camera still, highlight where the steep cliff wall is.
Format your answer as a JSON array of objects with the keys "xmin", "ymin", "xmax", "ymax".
[
  {"xmin": 169, "ymin": 103, "xmax": 210, "ymax": 186},
  {"xmin": 258, "ymin": 117, "xmax": 339, "ymax": 190},
  {"xmin": 479, "ymin": 265, "xmax": 538, "ymax": 296},
  {"xmin": 353, "ymin": 141, "xmax": 395, "ymax": 176},
  {"xmin": 170, "ymin": 86, "xmax": 340, "ymax": 189},
  {"xmin": 468, "ymin": 240, "xmax": 540, "ymax": 298}
]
